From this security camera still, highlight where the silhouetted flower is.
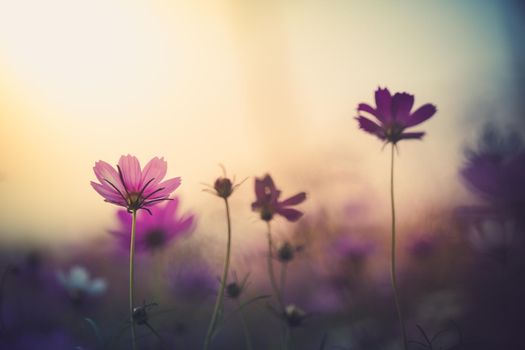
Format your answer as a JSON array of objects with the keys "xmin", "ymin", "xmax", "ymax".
[
  {"xmin": 251, "ymin": 174, "xmax": 306, "ymax": 222},
  {"xmin": 226, "ymin": 273, "xmax": 249, "ymax": 299},
  {"xmin": 356, "ymin": 87, "xmax": 437, "ymax": 144},
  {"xmin": 91, "ymin": 155, "xmax": 180, "ymax": 214},
  {"xmin": 203, "ymin": 166, "xmax": 246, "ymax": 199},
  {"xmin": 56, "ymin": 266, "xmax": 106, "ymax": 304},
  {"xmin": 111, "ymin": 198, "xmax": 194, "ymax": 254},
  {"xmin": 276, "ymin": 241, "xmax": 303, "ymax": 263}
]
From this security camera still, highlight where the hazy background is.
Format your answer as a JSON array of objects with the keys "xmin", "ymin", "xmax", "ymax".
[{"xmin": 0, "ymin": 0, "xmax": 521, "ymax": 245}]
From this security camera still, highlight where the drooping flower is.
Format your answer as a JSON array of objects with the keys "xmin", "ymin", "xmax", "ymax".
[
  {"xmin": 111, "ymin": 198, "xmax": 195, "ymax": 254},
  {"xmin": 91, "ymin": 155, "xmax": 181, "ymax": 214},
  {"xmin": 56, "ymin": 266, "xmax": 107, "ymax": 303},
  {"xmin": 356, "ymin": 87, "xmax": 437, "ymax": 144},
  {"xmin": 251, "ymin": 174, "xmax": 307, "ymax": 222}
]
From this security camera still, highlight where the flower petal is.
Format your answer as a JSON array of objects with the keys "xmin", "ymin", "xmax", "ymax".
[
  {"xmin": 146, "ymin": 177, "xmax": 181, "ymax": 201},
  {"xmin": 391, "ymin": 92, "xmax": 414, "ymax": 123},
  {"xmin": 276, "ymin": 207, "xmax": 304, "ymax": 222},
  {"xmin": 356, "ymin": 116, "xmax": 385, "ymax": 140},
  {"xmin": 357, "ymin": 103, "xmax": 381, "ymax": 121},
  {"xmin": 91, "ymin": 182, "xmax": 125, "ymax": 204},
  {"xmin": 405, "ymin": 104, "xmax": 436, "ymax": 127},
  {"xmin": 375, "ymin": 87, "xmax": 392, "ymax": 121},
  {"xmin": 280, "ymin": 192, "xmax": 307, "ymax": 206},
  {"xmin": 399, "ymin": 131, "xmax": 425, "ymax": 140},
  {"xmin": 118, "ymin": 155, "xmax": 142, "ymax": 192},
  {"xmin": 140, "ymin": 157, "xmax": 167, "ymax": 189},
  {"xmin": 93, "ymin": 161, "xmax": 125, "ymax": 193}
]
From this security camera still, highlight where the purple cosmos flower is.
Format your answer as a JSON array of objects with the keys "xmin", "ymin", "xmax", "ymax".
[
  {"xmin": 91, "ymin": 155, "xmax": 181, "ymax": 214},
  {"xmin": 251, "ymin": 174, "xmax": 306, "ymax": 222},
  {"xmin": 110, "ymin": 198, "xmax": 194, "ymax": 254},
  {"xmin": 356, "ymin": 87, "xmax": 437, "ymax": 143}
]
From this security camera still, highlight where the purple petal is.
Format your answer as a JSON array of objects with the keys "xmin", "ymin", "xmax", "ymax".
[
  {"xmin": 277, "ymin": 207, "xmax": 304, "ymax": 222},
  {"xmin": 254, "ymin": 177, "xmax": 265, "ymax": 200},
  {"xmin": 280, "ymin": 192, "xmax": 307, "ymax": 206},
  {"xmin": 356, "ymin": 116, "xmax": 386, "ymax": 140},
  {"xmin": 405, "ymin": 104, "xmax": 436, "ymax": 127},
  {"xmin": 391, "ymin": 92, "xmax": 414, "ymax": 123},
  {"xmin": 357, "ymin": 103, "xmax": 381, "ymax": 121},
  {"xmin": 374, "ymin": 87, "xmax": 392, "ymax": 121},
  {"xmin": 399, "ymin": 131, "xmax": 425, "ymax": 140},
  {"xmin": 118, "ymin": 155, "xmax": 142, "ymax": 192}
]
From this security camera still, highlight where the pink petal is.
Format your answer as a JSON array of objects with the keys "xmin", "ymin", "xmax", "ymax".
[
  {"xmin": 118, "ymin": 155, "xmax": 142, "ymax": 192},
  {"xmin": 146, "ymin": 177, "xmax": 181, "ymax": 201},
  {"xmin": 91, "ymin": 181, "xmax": 125, "ymax": 204},
  {"xmin": 280, "ymin": 192, "xmax": 307, "ymax": 206},
  {"xmin": 140, "ymin": 157, "xmax": 167, "ymax": 190},
  {"xmin": 93, "ymin": 161, "xmax": 125, "ymax": 193}
]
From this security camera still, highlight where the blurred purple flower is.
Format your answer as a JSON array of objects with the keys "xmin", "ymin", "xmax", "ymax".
[
  {"xmin": 91, "ymin": 155, "xmax": 181, "ymax": 214},
  {"xmin": 332, "ymin": 235, "xmax": 375, "ymax": 266},
  {"xmin": 168, "ymin": 260, "xmax": 216, "ymax": 301},
  {"xmin": 110, "ymin": 198, "xmax": 195, "ymax": 254},
  {"xmin": 461, "ymin": 126, "xmax": 525, "ymax": 220},
  {"xmin": 251, "ymin": 174, "xmax": 306, "ymax": 222},
  {"xmin": 0, "ymin": 330, "xmax": 80, "ymax": 350},
  {"xmin": 406, "ymin": 234, "xmax": 437, "ymax": 260},
  {"xmin": 356, "ymin": 87, "xmax": 437, "ymax": 144}
]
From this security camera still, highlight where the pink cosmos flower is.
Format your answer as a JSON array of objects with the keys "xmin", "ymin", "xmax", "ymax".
[
  {"xmin": 110, "ymin": 198, "xmax": 195, "ymax": 254},
  {"xmin": 251, "ymin": 174, "xmax": 306, "ymax": 222},
  {"xmin": 356, "ymin": 87, "xmax": 437, "ymax": 144},
  {"xmin": 91, "ymin": 155, "xmax": 181, "ymax": 214}
]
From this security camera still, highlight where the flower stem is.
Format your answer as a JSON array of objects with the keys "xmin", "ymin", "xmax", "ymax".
[
  {"xmin": 130, "ymin": 209, "xmax": 138, "ymax": 350},
  {"xmin": 204, "ymin": 198, "xmax": 232, "ymax": 350},
  {"xmin": 237, "ymin": 299, "xmax": 254, "ymax": 350},
  {"xmin": 279, "ymin": 262, "xmax": 288, "ymax": 303},
  {"xmin": 266, "ymin": 222, "xmax": 284, "ymax": 311},
  {"xmin": 390, "ymin": 144, "xmax": 407, "ymax": 350}
]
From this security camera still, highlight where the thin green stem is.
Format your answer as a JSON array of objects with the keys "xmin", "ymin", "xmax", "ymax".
[
  {"xmin": 130, "ymin": 210, "xmax": 138, "ymax": 350},
  {"xmin": 204, "ymin": 198, "xmax": 232, "ymax": 350},
  {"xmin": 266, "ymin": 222, "xmax": 284, "ymax": 311},
  {"xmin": 390, "ymin": 144, "xmax": 408, "ymax": 350},
  {"xmin": 237, "ymin": 299, "xmax": 254, "ymax": 350}
]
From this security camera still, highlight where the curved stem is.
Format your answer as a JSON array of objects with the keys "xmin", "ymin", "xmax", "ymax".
[
  {"xmin": 130, "ymin": 210, "xmax": 138, "ymax": 350},
  {"xmin": 390, "ymin": 144, "xmax": 408, "ymax": 350},
  {"xmin": 237, "ymin": 299, "xmax": 254, "ymax": 350},
  {"xmin": 204, "ymin": 198, "xmax": 232, "ymax": 350},
  {"xmin": 266, "ymin": 222, "xmax": 284, "ymax": 311}
]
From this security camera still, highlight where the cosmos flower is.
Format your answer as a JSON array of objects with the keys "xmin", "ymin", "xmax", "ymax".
[
  {"xmin": 356, "ymin": 87, "xmax": 437, "ymax": 144},
  {"xmin": 56, "ymin": 266, "xmax": 107, "ymax": 303},
  {"xmin": 110, "ymin": 198, "xmax": 195, "ymax": 254},
  {"xmin": 251, "ymin": 174, "xmax": 307, "ymax": 222},
  {"xmin": 91, "ymin": 155, "xmax": 181, "ymax": 214}
]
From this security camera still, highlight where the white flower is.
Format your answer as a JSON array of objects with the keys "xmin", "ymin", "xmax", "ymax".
[{"xmin": 57, "ymin": 265, "xmax": 107, "ymax": 297}]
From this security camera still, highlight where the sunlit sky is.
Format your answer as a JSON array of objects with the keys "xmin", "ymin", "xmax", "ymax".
[{"xmin": 0, "ymin": 0, "xmax": 517, "ymax": 245}]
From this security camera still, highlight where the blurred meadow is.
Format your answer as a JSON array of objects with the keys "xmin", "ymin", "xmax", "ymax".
[{"xmin": 0, "ymin": 1, "xmax": 524, "ymax": 349}]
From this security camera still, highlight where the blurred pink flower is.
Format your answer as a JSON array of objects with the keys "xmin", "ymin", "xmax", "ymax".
[
  {"xmin": 356, "ymin": 87, "xmax": 437, "ymax": 144},
  {"xmin": 251, "ymin": 174, "xmax": 306, "ymax": 222},
  {"xmin": 111, "ymin": 198, "xmax": 195, "ymax": 254},
  {"xmin": 91, "ymin": 155, "xmax": 181, "ymax": 214}
]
